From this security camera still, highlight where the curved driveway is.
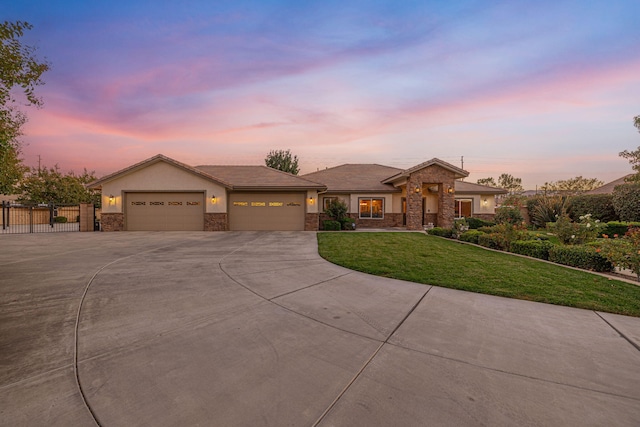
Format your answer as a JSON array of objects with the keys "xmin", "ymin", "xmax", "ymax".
[{"xmin": 1, "ymin": 231, "xmax": 639, "ymax": 426}]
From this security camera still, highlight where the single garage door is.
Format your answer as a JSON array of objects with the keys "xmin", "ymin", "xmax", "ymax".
[
  {"xmin": 125, "ymin": 192, "xmax": 204, "ymax": 231},
  {"xmin": 229, "ymin": 192, "xmax": 305, "ymax": 231}
]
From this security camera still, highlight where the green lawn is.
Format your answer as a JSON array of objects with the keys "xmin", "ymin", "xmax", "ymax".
[{"xmin": 317, "ymin": 232, "xmax": 640, "ymax": 317}]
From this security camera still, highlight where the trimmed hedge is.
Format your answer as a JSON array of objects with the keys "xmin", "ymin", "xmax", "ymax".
[
  {"xmin": 467, "ymin": 217, "xmax": 495, "ymax": 229},
  {"xmin": 323, "ymin": 220, "xmax": 341, "ymax": 231},
  {"xmin": 510, "ymin": 240, "xmax": 555, "ymax": 260},
  {"xmin": 548, "ymin": 245, "xmax": 613, "ymax": 272},
  {"xmin": 54, "ymin": 216, "xmax": 68, "ymax": 223},
  {"xmin": 477, "ymin": 233, "xmax": 509, "ymax": 251},
  {"xmin": 612, "ymin": 183, "xmax": 640, "ymax": 222},
  {"xmin": 459, "ymin": 230, "xmax": 484, "ymax": 244},
  {"xmin": 427, "ymin": 227, "xmax": 453, "ymax": 238},
  {"xmin": 601, "ymin": 221, "xmax": 640, "ymax": 238},
  {"xmin": 567, "ymin": 194, "xmax": 617, "ymax": 222}
]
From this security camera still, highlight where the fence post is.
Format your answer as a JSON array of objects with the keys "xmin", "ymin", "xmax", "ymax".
[
  {"xmin": 49, "ymin": 203, "xmax": 55, "ymax": 228},
  {"xmin": 2, "ymin": 201, "xmax": 6, "ymax": 230}
]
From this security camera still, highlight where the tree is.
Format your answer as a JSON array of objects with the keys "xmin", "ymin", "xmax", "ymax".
[
  {"xmin": 18, "ymin": 165, "xmax": 99, "ymax": 205},
  {"xmin": 620, "ymin": 145, "xmax": 640, "ymax": 183},
  {"xmin": 540, "ymin": 176, "xmax": 604, "ymax": 196},
  {"xmin": 0, "ymin": 21, "xmax": 50, "ymax": 194},
  {"xmin": 634, "ymin": 115, "xmax": 639, "ymax": 133},
  {"xmin": 476, "ymin": 177, "xmax": 497, "ymax": 187},
  {"xmin": 265, "ymin": 149, "xmax": 299, "ymax": 175},
  {"xmin": 497, "ymin": 173, "xmax": 524, "ymax": 195}
]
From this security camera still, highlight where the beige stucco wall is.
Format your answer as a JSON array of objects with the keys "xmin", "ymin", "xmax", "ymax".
[
  {"xmin": 100, "ymin": 162, "xmax": 228, "ymax": 214},
  {"xmin": 455, "ymin": 194, "xmax": 497, "ymax": 216},
  {"xmin": 306, "ymin": 190, "xmax": 320, "ymax": 214}
]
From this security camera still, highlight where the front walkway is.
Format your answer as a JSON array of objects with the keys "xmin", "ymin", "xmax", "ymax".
[{"xmin": 1, "ymin": 232, "xmax": 639, "ymax": 426}]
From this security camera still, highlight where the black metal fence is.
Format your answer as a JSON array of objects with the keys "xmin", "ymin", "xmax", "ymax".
[{"xmin": 1, "ymin": 201, "xmax": 87, "ymax": 234}]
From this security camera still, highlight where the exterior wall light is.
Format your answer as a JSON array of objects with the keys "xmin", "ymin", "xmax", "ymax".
[
  {"xmin": 308, "ymin": 196, "xmax": 315, "ymax": 204},
  {"xmin": 447, "ymin": 186, "xmax": 454, "ymax": 194},
  {"xmin": 108, "ymin": 194, "xmax": 115, "ymax": 205},
  {"xmin": 482, "ymin": 198, "xmax": 488, "ymax": 207},
  {"xmin": 211, "ymin": 195, "xmax": 216, "ymax": 204},
  {"xmin": 414, "ymin": 185, "xmax": 421, "ymax": 193}
]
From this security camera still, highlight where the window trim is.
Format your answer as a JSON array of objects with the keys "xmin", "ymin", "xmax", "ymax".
[
  {"xmin": 323, "ymin": 196, "xmax": 338, "ymax": 211},
  {"xmin": 455, "ymin": 198, "xmax": 473, "ymax": 218},
  {"xmin": 358, "ymin": 197, "xmax": 384, "ymax": 219}
]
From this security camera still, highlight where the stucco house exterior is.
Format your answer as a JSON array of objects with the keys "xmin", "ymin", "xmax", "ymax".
[{"xmin": 89, "ymin": 154, "xmax": 505, "ymax": 231}]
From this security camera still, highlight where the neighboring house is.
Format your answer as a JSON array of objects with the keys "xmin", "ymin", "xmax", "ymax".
[
  {"xmin": 88, "ymin": 154, "xmax": 505, "ymax": 231},
  {"xmin": 585, "ymin": 175, "xmax": 634, "ymax": 195}
]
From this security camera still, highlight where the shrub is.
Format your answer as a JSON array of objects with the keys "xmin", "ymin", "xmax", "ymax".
[
  {"xmin": 596, "ymin": 227, "xmax": 640, "ymax": 280},
  {"xmin": 467, "ymin": 217, "xmax": 495, "ymax": 229},
  {"xmin": 601, "ymin": 221, "xmax": 640, "ymax": 238},
  {"xmin": 612, "ymin": 183, "xmax": 640, "ymax": 222},
  {"xmin": 554, "ymin": 214, "xmax": 603, "ymax": 245},
  {"xmin": 510, "ymin": 240, "xmax": 555, "ymax": 260},
  {"xmin": 548, "ymin": 245, "xmax": 613, "ymax": 272},
  {"xmin": 459, "ymin": 230, "xmax": 484, "ymax": 244},
  {"xmin": 452, "ymin": 218, "xmax": 469, "ymax": 239},
  {"xmin": 494, "ymin": 206, "xmax": 524, "ymax": 225},
  {"xmin": 527, "ymin": 196, "xmax": 568, "ymax": 229},
  {"xmin": 427, "ymin": 227, "xmax": 453, "ymax": 238},
  {"xmin": 477, "ymin": 233, "xmax": 507, "ymax": 250},
  {"xmin": 324, "ymin": 199, "xmax": 349, "ymax": 221},
  {"xmin": 54, "ymin": 216, "xmax": 68, "ymax": 223},
  {"xmin": 340, "ymin": 218, "xmax": 356, "ymax": 230},
  {"xmin": 322, "ymin": 220, "xmax": 341, "ymax": 231},
  {"xmin": 567, "ymin": 194, "xmax": 617, "ymax": 222}
]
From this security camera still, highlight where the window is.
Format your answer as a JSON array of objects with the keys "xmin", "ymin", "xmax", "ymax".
[
  {"xmin": 359, "ymin": 198, "xmax": 384, "ymax": 219},
  {"xmin": 323, "ymin": 197, "xmax": 337, "ymax": 211},
  {"xmin": 455, "ymin": 199, "xmax": 473, "ymax": 218}
]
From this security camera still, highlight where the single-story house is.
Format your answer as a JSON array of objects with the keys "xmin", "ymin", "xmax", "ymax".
[{"xmin": 89, "ymin": 154, "xmax": 506, "ymax": 231}]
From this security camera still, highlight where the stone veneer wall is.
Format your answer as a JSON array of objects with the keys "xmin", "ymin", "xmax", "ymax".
[
  {"xmin": 101, "ymin": 213, "xmax": 124, "ymax": 231},
  {"xmin": 204, "ymin": 213, "xmax": 228, "ymax": 231},
  {"xmin": 305, "ymin": 213, "xmax": 319, "ymax": 231},
  {"xmin": 406, "ymin": 166, "xmax": 457, "ymax": 230}
]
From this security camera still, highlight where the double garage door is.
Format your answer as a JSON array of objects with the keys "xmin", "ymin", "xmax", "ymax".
[
  {"xmin": 125, "ymin": 192, "xmax": 306, "ymax": 231},
  {"xmin": 126, "ymin": 192, "xmax": 204, "ymax": 231},
  {"xmin": 229, "ymin": 192, "xmax": 305, "ymax": 231}
]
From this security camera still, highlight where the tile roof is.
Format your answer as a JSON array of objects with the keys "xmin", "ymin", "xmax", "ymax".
[
  {"xmin": 302, "ymin": 164, "xmax": 403, "ymax": 193},
  {"xmin": 196, "ymin": 165, "xmax": 326, "ymax": 190}
]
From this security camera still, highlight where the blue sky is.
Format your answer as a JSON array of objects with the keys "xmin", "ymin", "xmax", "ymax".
[{"xmin": 6, "ymin": 0, "xmax": 640, "ymax": 188}]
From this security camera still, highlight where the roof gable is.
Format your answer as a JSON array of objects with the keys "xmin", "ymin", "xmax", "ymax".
[
  {"xmin": 89, "ymin": 154, "xmax": 232, "ymax": 189},
  {"xmin": 382, "ymin": 158, "xmax": 468, "ymax": 184}
]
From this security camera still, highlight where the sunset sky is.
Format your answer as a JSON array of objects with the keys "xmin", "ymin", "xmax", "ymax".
[{"xmin": 6, "ymin": 1, "xmax": 640, "ymax": 189}]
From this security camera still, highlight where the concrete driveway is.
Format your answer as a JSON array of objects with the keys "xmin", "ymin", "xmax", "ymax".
[{"xmin": 1, "ymin": 231, "xmax": 639, "ymax": 426}]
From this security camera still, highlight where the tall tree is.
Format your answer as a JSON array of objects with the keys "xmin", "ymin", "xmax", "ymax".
[
  {"xmin": 476, "ymin": 177, "xmax": 497, "ymax": 187},
  {"xmin": 634, "ymin": 115, "xmax": 639, "ymax": 133},
  {"xmin": 0, "ymin": 21, "xmax": 50, "ymax": 194},
  {"xmin": 18, "ymin": 165, "xmax": 99, "ymax": 205},
  {"xmin": 620, "ymin": 145, "xmax": 640, "ymax": 183},
  {"xmin": 265, "ymin": 149, "xmax": 300, "ymax": 175},
  {"xmin": 540, "ymin": 176, "xmax": 604, "ymax": 195},
  {"xmin": 497, "ymin": 173, "xmax": 524, "ymax": 195}
]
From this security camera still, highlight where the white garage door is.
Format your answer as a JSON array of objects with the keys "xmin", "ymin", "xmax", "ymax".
[
  {"xmin": 229, "ymin": 193, "xmax": 305, "ymax": 231},
  {"xmin": 125, "ymin": 192, "xmax": 204, "ymax": 231}
]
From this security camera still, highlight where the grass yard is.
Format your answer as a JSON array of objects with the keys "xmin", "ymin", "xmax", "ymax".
[{"xmin": 317, "ymin": 232, "xmax": 640, "ymax": 317}]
